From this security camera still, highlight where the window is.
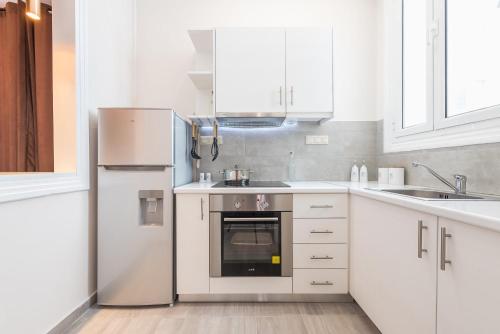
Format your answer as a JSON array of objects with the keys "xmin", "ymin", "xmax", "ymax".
[
  {"xmin": 446, "ymin": 0, "xmax": 500, "ymax": 118},
  {"xmin": 402, "ymin": 0, "xmax": 428, "ymax": 129},
  {"xmin": 387, "ymin": 0, "xmax": 500, "ymax": 151},
  {"xmin": 0, "ymin": 0, "xmax": 89, "ymax": 203}
]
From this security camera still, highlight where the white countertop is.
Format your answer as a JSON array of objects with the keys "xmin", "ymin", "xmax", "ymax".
[
  {"xmin": 174, "ymin": 181, "xmax": 348, "ymax": 194},
  {"xmin": 175, "ymin": 181, "xmax": 500, "ymax": 233}
]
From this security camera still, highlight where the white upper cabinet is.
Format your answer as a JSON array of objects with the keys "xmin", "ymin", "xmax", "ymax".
[
  {"xmin": 215, "ymin": 28, "xmax": 334, "ymax": 121},
  {"xmin": 215, "ymin": 28, "xmax": 286, "ymax": 116},
  {"xmin": 286, "ymin": 28, "xmax": 333, "ymax": 116}
]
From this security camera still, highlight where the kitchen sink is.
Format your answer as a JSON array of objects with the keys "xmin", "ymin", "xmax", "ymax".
[{"xmin": 376, "ymin": 189, "xmax": 500, "ymax": 201}]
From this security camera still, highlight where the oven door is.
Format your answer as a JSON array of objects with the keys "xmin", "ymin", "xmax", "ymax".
[{"xmin": 210, "ymin": 212, "xmax": 292, "ymax": 277}]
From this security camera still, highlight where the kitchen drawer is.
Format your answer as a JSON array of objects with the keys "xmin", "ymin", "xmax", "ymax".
[
  {"xmin": 293, "ymin": 269, "xmax": 348, "ymax": 294},
  {"xmin": 293, "ymin": 219, "xmax": 347, "ymax": 243},
  {"xmin": 293, "ymin": 194, "xmax": 347, "ymax": 218},
  {"xmin": 293, "ymin": 244, "xmax": 348, "ymax": 269}
]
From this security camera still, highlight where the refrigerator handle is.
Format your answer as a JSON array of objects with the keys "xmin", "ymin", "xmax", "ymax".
[{"xmin": 100, "ymin": 165, "xmax": 175, "ymax": 171}]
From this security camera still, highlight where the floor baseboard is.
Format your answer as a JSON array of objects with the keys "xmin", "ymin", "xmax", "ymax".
[{"xmin": 47, "ymin": 292, "xmax": 97, "ymax": 334}]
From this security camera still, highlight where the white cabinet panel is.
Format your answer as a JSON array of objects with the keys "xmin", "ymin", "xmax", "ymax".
[
  {"xmin": 210, "ymin": 277, "xmax": 292, "ymax": 294},
  {"xmin": 293, "ymin": 194, "xmax": 347, "ymax": 218},
  {"xmin": 293, "ymin": 218, "xmax": 347, "ymax": 244},
  {"xmin": 215, "ymin": 28, "xmax": 286, "ymax": 115},
  {"xmin": 286, "ymin": 28, "xmax": 333, "ymax": 115},
  {"xmin": 176, "ymin": 194, "xmax": 210, "ymax": 294},
  {"xmin": 437, "ymin": 218, "xmax": 500, "ymax": 334},
  {"xmin": 350, "ymin": 195, "xmax": 437, "ymax": 334},
  {"xmin": 293, "ymin": 269, "xmax": 348, "ymax": 294},
  {"xmin": 293, "ymin": 244, "xmax": 348, "ymax": 269}
]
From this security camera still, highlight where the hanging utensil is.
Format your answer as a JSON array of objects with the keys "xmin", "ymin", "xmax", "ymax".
[
  {"xmin": 190, "ymin": 124, "xmax": 201, "ymax": 160},
  {"xmin": 211, "ymin": 123, "xmax": 219, "ymax": 161}
]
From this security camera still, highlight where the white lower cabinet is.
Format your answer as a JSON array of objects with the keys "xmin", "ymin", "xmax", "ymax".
[
  {"xmin": 350, "ymin": 195, "xmax": 438, "ymax": 334},
  {"xmin": 293, "ymin": 218, "xmax": 348, "ymax": 243},
  {"xmin": 293, "ymin": 244, "xmax": 348, "ymax": 269},
  {"xmin": 437, "ymin": 218, "xmax": 500, "ymax": 334},
  {"xmin": 176, "ymin": 194, "xmax": 210, "ymax": 294},
  {"xmin": 293, "ymin": 269, "xmax": 348, "ymax": 294},
  {"xmin": 292, "ymin": 193, "xmax": 349, "ymax": 295}
]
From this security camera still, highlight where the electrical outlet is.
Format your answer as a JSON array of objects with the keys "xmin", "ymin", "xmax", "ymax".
[
  {"xmin": 200, "ymin": 136, "xmax": 223, "ymax": 145},
  {"xmin": 305, "ymin": 135, "xmax": 329, "ymax": 145}
]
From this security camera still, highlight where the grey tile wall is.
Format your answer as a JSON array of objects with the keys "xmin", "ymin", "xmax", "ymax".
[
  {"xmin": 195, "ymin": 120, "xmax": 500, "ymax": 195},
  {"xmin": 376, "ymin": 121, "xmax": 500, "ymax": 195},
  {"xmin": 198, "ymin": 122, "xmax": 378, "ymax": 182}
]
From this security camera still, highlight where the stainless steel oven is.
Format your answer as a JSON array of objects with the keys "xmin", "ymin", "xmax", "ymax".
[{"xmin": 209, "ymin": 194, "xmax": 293, "ymax": 277}]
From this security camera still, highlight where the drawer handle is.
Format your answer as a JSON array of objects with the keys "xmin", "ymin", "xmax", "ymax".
[
  {"xmin": 310, "ymin": 281, "xmax": 333, "ymax": 286},
  {"xmin": 310, "ymin": 205, "xmax": 333, "ymax": 209},
  {"xmin": 310, "ymin": 256, "xmax": 333, "ymax": 260},
  {"xmin": 310, "ymin": 230, "xmax": 333, "ymax": 234}
]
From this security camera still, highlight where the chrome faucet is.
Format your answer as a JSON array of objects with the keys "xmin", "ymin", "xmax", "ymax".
[{"xmin": 412, "ymin": 162, "xmax": 467, "ymax": 194}]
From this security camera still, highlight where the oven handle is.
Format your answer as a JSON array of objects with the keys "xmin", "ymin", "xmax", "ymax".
[{"xmin": 223, "ymin": 217, "xmax": 279, "ymax": 222}]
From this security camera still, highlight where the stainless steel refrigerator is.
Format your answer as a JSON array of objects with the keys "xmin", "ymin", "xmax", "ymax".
[{"xmin": 97, "ymin": 108, "xmax": 191, "ymax": 306}]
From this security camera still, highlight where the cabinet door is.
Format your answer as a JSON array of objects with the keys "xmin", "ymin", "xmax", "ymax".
[
  {"xmin": 350, "ymin": 195, "xmax": 437, "ymax": 334},
  {"xmin": 437, "ymin": 218, "xmax": 500, "ymax": 334},
  {"xmin": 286, "ymin": 28, "xmax": 333, "ymax": 114},
  {"xmin": 176, "ymin": 194, "xmax": 209, "ymax": 294},
  {"xmin": 215, "ymin": 28, "xmax": 286, "ymax": 115}
]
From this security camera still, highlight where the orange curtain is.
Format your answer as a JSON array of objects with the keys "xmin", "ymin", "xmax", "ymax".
[{"xmin": 0, "ymin": 2, "xmax": 53, "ymax": 172}]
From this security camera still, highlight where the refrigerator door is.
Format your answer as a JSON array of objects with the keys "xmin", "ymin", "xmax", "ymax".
[
  {"xmin": 173, "ymin": 114, "xmax": 193, "ymax": 187},
  {"xmin": 98, "ymin": 108, "xmax": 173, "ymax": 166},
  {"xmin": 97, "ymin": 167, "xmax": 173, "ymax": 305}
]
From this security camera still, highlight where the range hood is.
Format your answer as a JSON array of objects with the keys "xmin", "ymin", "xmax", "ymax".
[{"xmin": 216, "ymin": 113, "xmax": 285, "ymax": 128}]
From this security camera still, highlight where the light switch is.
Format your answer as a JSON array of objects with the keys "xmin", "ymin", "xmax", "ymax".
[{"xmin": 306, "ymin": 135, "xmax": 329, "ymax": 145}]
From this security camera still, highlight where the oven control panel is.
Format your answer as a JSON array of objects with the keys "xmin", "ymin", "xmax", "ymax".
[{"xmin": 209, "ymin": 194, "xmax": 292, "ymax": 212}]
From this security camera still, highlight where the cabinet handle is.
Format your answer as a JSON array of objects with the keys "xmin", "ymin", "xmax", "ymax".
[
  {"xmin": 201, "ymin": 198, "xmax": 204, "ymax": 221},
  {"xmin": 310, "ymin": 256, "xmax": 333, "ymax": 260},
  {"xmin": 440, "ymin": 227, "xmax": 452, "ymax": 271},
  {"xmin": 310, "ymin": 205, "xmax": 333, "ymax": 209},
  {"xmin": 310, "ymin": 281, "xmax": 333, "ymax": 286},
  {"xmin": 310, "ymin": 230, "xmax": 333, "ymax": 234},
  {"xmin": 417, "ymin": 220, "xmax": 428, "ymax": 258},
  {"xmin": 279, "ymin": 86, "xmax": 283, "ymax": 106},
  {"xmin": 290, "ymin": 86, "xmax": 294, "ymax": 106}
]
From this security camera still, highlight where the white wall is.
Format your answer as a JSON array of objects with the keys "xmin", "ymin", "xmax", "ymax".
[
  {"xmin": 0, "ymin": 0, "xmax": 136, "ymax": 333},
  {"xmin": 0, "ymin": 193, "xmax": 91, "ymax": 334},
  {"xmin": 134, "ymin": 0, "xmax": 379, "ymax": 121}
]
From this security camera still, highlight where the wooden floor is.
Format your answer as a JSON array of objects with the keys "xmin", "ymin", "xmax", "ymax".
[{"xmin": 68, "ymin": 302, "xmax": 380, "ymax": 334}]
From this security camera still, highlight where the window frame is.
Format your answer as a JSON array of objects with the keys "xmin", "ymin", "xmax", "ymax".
[
  {"xmin": 0, "ymin": 0, "xmax": 89, "ymax": 203},
  {"xmin": 433, "ymin": 0, "xmax": 500, "ymax": 130},
  {"xmin": 386, "ymin": 0, "xmax": 500, "ymax": 152},
  {"xmin": 395, "ymin": 0, "xmax": 435, "ymax": 138}
]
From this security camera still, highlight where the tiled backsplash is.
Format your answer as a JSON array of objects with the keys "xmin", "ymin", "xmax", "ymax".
[
  {"xmin": 376, "ymin": 121, "xmax": 500, "ymax": 195},
  {"xmin": 196, "ymin": 120, "xmax": 500, "ymax": 195},
  {"xmin": 198, "ymin": 121, "xmax": 378, "ymax": 182}
]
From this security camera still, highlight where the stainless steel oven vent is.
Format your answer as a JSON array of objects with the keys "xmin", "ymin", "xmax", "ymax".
[{"xmin": 216, "ymin": 117, "xmax": 285, "ymax": 128}]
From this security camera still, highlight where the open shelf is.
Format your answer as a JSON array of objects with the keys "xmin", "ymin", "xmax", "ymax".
[
  {"xmin": 188, "ymin": 70, "xmax": 213, "ymax": 90},
  {"xmin": 188, "ymin": 115, "xmax": 216, "ymax": 127},
  {"xmin": 188, "ymin": 30, "xmax": 214, "ymax": 53}
]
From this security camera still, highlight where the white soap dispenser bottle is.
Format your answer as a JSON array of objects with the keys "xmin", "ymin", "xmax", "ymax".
[
  {"xmin": 360, "ymin": 160, "xmax": 368, "ymax": 183},
  {"xmin": 351, "ymin": 161, "xmax": 360, "ymax": 182}
]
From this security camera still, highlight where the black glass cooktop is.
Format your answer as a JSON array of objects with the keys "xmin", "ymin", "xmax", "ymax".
[{"xmin": 212, "ymin": 181, "xmax": 291, "ymax": 188}]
